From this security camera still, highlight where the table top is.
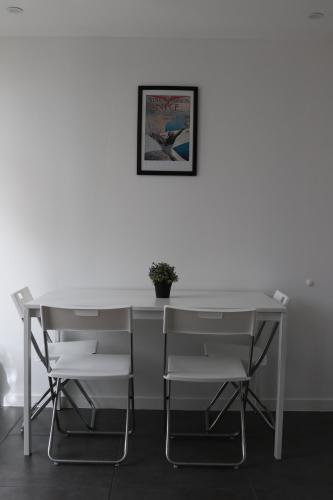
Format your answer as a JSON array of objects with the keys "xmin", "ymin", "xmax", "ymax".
[{"xmin": 26, "ymin": 288, "xmax": 285, "ymax": 313}]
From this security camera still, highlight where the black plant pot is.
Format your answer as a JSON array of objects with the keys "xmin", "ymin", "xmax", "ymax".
[{"xmin": 154, "ymin": 282, "xmax": 172, "ymax": 298}]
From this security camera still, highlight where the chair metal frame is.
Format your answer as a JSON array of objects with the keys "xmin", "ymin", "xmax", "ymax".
[
  {"xmin": 163, "ymin": 306, "xmax": 256, "ymax": 468},
  {"xmin": 205, "ymin": 290, "xmax": 290, "ymax": 432},
  {"xmin": 41, "ymin": 305, "xmax": 135, "ymax": 465},
  {"xmin": 11, "ymin": 287, "xmax": 97, "ymax": 429}
]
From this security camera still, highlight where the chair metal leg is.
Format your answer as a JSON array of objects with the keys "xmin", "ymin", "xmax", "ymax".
[
  {"xmin": 163, "ymin": 378, "xmax": 167, "ymax": 432},
  {"xmin": 30, "ymin": 393, "xmax": 53, "ymax": 420},
  {"xmin": 171, "ymin": 386, "xmax": 241, "ymax": 439},
  {"xmin": 60, "ymin": 385, "xmax": 93, "ymax": 430},
  {"xmin": 25, "ymin": 385, "xmax": 54, "ymax": 421},
  {"xmin": 73, "ymin": 381, "xmax": 97, "ymax": 429},
  {"xmin": 232, "ymin": 382, "xmax": 275, "ymax": 431},
  {"xmin": 130, "ymin": 377, "xmax": 135, "ymax": 434},
  {"xmin": 206, "ymin": 386, "xmax": 241, "ymax": 433},
  {"xmin": 55, "ymin": 379, "xmax": 98, "ymax": 434},
  {"xmin": 205, "ymin": 381, "xmax": 275, "ymax": 432},
  {"xmin": 64, "ymin": 379, "xmax": 134, "ymax": 436},
  {"xmin": 31, "ymin": 385, "xmax": 55, "ymax": 412},
  {"xmin": 165, "ymin": 380, "xmax": 246, "ymax": 468},
  {"xmin": 247, "ymin": 388, "xmax": 275, "ymax": 426},
  {"xmin": 20, "ymin": 387, "xmax": 54, "ymax": 432},
  {"xmin": 57, "ymin": 379, "xmax": 97, "ymax": 430},
  {"xmin": 206, "ymin": 382, "xmax": 229, "ymax": 414},
  {"xmin": 203, "ymin": 380, "xmax": 240, "ymax": 437},
  {"xmin": 48, "ymin": 379, "xmax": 60, "ymax": 461},
  {"xmin": 245, "ymin": 389, "xmax": 275, "ymax": 430},
  {"xmin": 22, "ymin": 378, "xmax": 97, "ymax": 433},
  {"xmin": 239, "ymin": 382, "xmax": 246, "ymax": 466},
  {"xmin": 204, "ymin": 382, "xmax": 229, "ymax": 430},
  {"xmin": 49, "ymin": 378, "xmax": 68, "ymax": 435},
  {"xmin": 48, "ymin": 378, "xmax": 131, "ymax": 465}
]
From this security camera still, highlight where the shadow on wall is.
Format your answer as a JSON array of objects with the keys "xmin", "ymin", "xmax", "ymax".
[{"xmin": 0, "ymin": 362, "xmax": 10, "ymax": 406}]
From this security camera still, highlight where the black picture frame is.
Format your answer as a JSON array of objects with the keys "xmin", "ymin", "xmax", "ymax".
[{"xmin": 137, "ymin": 86, "xmax": 198, "ymax": 175}]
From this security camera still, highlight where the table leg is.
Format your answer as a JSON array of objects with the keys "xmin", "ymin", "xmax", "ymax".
[
  {"xmin": 23, "ymin": 308, "xmax": 32, "ymax": 456},
  {"xmin": 274, "ymin": 312, "xmax": 287, "ymax": 459}
]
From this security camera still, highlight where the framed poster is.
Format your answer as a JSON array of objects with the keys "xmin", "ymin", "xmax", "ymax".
[{"xmin": 137, "ymin": 86, "xmax": 198, "ymax": 175}]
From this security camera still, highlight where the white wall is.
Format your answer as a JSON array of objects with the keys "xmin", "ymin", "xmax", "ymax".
[{"xmin": 0, "ymin": 37, "xmax": 332, "ymax": 409}]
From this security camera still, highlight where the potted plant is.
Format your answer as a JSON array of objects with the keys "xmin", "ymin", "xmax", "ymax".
[{"xmin": 149, "ymin": 262, "xmax": 178, "ymax": 298}]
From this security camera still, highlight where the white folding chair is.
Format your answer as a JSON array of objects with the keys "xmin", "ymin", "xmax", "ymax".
[
  {"xmin": 41, "ymin": 305, "xmax": 134, "ymax": 465},
  {"xmin": 204, "ymin": 290, "xmax": 290, "ymax": 431},
  {"xmin": 163, "ymin": 306, "xmax": 256, "ymax": 468},
  {"xmin": 11, "ymin": 287, "xmax": 98, "ymax": 427}
]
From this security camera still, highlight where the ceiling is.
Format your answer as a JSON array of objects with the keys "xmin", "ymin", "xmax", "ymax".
[{"xmin": 0, "ymin": 0, "xmax": 332, "ymax": 39}]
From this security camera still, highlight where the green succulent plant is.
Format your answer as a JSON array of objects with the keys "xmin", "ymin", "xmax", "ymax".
[{"xmin": 149, "ymin": 262, "xmax": 178, "ymax": 285}]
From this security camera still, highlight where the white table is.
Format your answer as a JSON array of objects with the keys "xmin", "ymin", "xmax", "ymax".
[{"xmin": 24, "ymin": 288, "xmax": 286, "ymax": 458}]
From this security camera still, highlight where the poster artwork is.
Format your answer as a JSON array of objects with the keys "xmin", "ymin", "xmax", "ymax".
[{"xmin": 144, "ymin": 95, "xmax": 191, "ymax": 162}]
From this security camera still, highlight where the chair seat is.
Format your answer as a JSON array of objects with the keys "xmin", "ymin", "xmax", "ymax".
[
  {"xmin": 165, "ymin": 355, "xmax": 249, "ymax": 383},
  {"xmin": 206, "ymin": 344, "xmax": 267, "ymax": 367},
  {"xmin": 50, "ymin": 353, "xmax": 131, "ymax": 380},
  {"xmin": 48, "ymin": 340, "xmax": 97, "ymax": 360}
]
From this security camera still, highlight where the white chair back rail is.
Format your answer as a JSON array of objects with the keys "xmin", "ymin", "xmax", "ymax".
[
  {"xmin": 163, "ymin": 306, "xmax": 256, "ymax": 337},
  {"xmin": 11, "ymin": 287, "xmax": 33, "ymax": 320},
  {"xmin": 273, "ymin": 290, "xmax": 290, "ymax": 306},
  {"xmin": 40, "ymin": 306, "xmax": 132, "ymax": 333}
]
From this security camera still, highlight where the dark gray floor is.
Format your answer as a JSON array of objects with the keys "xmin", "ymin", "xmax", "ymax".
[{"xmin": 0, "ymin": 407, "xmax": 332, "ymax": 499}]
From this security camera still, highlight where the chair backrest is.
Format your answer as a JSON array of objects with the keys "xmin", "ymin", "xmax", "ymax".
[
  {"xmin": 40, "ymin": 306, "xmax": 132, "ymax": 334},
  {"xmin": 163, "ymin": 306, "xmax": 256, "ymax": 337},
  {"xmin": 273, "ymin": 290, "xmax": 290, "ymax": 306},
  {"xmin": 11, "ymin": 286, "xmax": 33, "ymax": 320}
]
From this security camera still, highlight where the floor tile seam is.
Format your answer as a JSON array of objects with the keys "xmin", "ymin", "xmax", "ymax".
[
  {"xmin": 0, "ymin": 485, "xmax": 23, "ymax": 489},
  {"xmin": 107, "ymin": 483, "xmax": 265, "ymax": 495},
  {"xmin": 0, "ymin": 483, "xmax": 115, "ymax": 493}
]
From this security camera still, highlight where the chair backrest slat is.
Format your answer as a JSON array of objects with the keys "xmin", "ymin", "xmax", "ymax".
[
  {"xmin": 273, "ymin": 290, "xmax": 290, "ymax": 306},
  {"xmin": 163, "ymin": 306, "xmax": 256, "ymax": 337},
  {"xmin": 11, "ymin": 287, "xmax": 33, "ymax": 320},
  {"xmin": 40, "ymin": 306, "xmax": 132, "ymax": 333}
]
